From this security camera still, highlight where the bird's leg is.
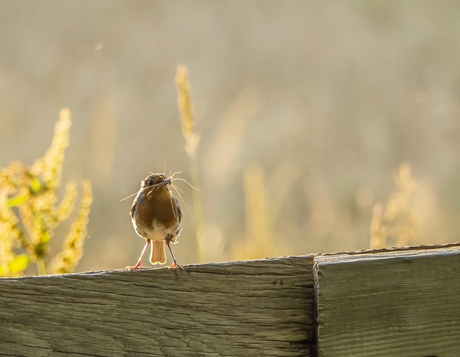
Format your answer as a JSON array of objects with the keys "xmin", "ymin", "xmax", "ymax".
[
  {"xmin": 127, "ymin": 240, "xmax": 150, "ymax": 270},
  {"xmin": 167, "ymin": 241, "xmax": 185, "ymax": 274}
]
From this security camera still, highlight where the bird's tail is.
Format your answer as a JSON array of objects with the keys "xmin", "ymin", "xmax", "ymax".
[{"xmin": 150, "ymin": 240, "xmax": 167, "ymax": 264}]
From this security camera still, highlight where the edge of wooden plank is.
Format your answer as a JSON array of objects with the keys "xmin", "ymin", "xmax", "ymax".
[{"xmin": 316, "ymin": 241, "xmax": 460, "ymax": 258}]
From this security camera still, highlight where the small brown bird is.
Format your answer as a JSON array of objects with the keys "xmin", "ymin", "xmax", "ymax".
[{"xmin": 129, "ymin": 173, "xmax": 183, "ymax": 271}]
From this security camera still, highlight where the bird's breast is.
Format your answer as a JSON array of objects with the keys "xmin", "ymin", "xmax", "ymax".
[{"xmin": 131, "ymin": 193, "xmax": 180, "ymax": 242}]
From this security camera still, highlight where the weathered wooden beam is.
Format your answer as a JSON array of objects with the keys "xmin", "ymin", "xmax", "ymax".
[
  {"xmin": 0, "ymin": 256, "xmax": 315, "ymax": 357},
  {"xmin": 3, "ymin": 243, "xmax": 460, "ymax": 357},
  {"xmin": 314, "ymin": 245, "xmax": 460, "ymax": 357}
]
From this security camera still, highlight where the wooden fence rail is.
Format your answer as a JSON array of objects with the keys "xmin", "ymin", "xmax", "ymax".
[{"xmin": 1, "ymin": 243, "xmax": 460, "ymax": 357}]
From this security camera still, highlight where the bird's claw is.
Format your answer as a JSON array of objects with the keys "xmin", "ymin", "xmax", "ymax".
[
  {"xmin": 169, "ymin": 262, "xmax": 185, "ymax": 274},
  {"xmin": 125, "ymin": 265, "xmax": 145, "ymax": 271}
]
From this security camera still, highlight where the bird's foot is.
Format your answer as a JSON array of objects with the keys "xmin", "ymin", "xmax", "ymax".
[
  {"xmin": 125, "ymin": 263, "xmax": 145, "ymax": 271},
  {"xmin": 169, "ymin": 261, "xmax": 185, "ymax": 276}
]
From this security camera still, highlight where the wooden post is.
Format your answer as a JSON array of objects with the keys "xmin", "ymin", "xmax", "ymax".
[{"xmin": 314, "ymin": 244, "xmax": 460, "ymax": 357}]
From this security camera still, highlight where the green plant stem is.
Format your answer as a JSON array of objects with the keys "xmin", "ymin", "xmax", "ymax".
[
  {"xmin": 189, "ymin": 154, "xmax": 205, "ymax": 263},
  {"xmin": 37, "ymin": 257, "xmax": 47, "ymax": 275}
]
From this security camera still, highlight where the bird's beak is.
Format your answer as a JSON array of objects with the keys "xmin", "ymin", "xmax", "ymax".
[{"xmin": 163, "ymin": 178, "xmax": 171, "ymax": 185}]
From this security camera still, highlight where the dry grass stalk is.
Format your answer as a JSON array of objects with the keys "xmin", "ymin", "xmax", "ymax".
[
  {"xmin": 369, "ymin": 202, "xmax": 385, "ymax": 249},
  {"xmin": 175, "ymin": 64, "xmax": 205, "ymax": 263},
  {"xmin": 370, "ymin": 163, "xmax": 419, "ymax": 249},
  {"xmin": 175, "ymin": 65, "xmax": 200, "ymax": 157}
]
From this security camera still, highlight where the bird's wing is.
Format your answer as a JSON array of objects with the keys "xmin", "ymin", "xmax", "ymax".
[
  {"xmin": 130, "ymin": 194, "xmax": 138, "ymax": 219},
  {"xmin": 173, "ymin": 195, "xmax": 182, "ymax": 224}
]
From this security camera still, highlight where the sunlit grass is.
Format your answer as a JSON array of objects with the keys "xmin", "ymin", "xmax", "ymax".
[
  {"xmin": 0, "ymin": 108, "xmax": 92, "ymax": 276},
  {"xmin": 370, "ymin": 163, "xmax": 418, "ymax": 249},
  {"xmin": 50, "ymin": 180, "xmax": 92, "ymax": 274},
  {"xmin": 175, "ymin": 64, "xmax": 205, "ymax": 263}
]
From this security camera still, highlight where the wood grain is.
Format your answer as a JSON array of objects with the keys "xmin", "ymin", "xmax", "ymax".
[
  {"xmin": 314, "ymin": 246, "xmax": 460, "ymax": 357},
  {"xmin": 0, "ymin": 256, "xmax": 315, "ymax": 357}
]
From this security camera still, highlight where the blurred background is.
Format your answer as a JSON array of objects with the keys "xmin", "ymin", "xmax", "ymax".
[{"xmin": 1, "ymin": 0, "xmax": 460, "ymax": 273}]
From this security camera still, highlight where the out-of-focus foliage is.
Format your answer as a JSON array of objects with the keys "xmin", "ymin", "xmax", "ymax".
[
  {"xmin": 370, "ymin": 163, "xmax": 418, "ymax": 249},
  {"xmin": 370, "ymin": 162, "xmax": 452, "ymax": 249},
  {"xmin": 233, "ymin": 162, "xmax": 274, "ymax": 260},
  {"xmin": 50, "ymin": 180, "xmax": 92, "ymax": 274},
  {"xmin": 0, "ymin": 109, "xmax": 92, "ymax": 276}
]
